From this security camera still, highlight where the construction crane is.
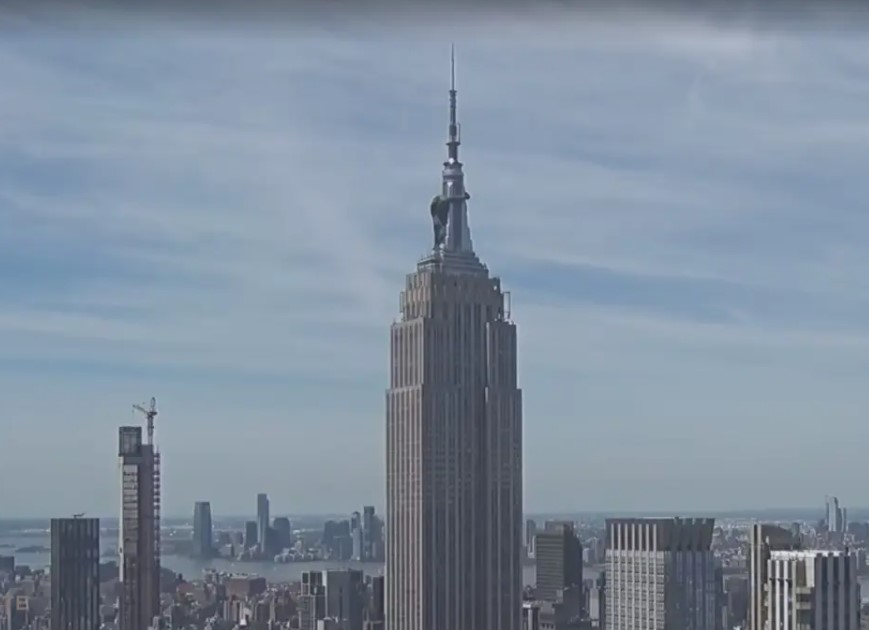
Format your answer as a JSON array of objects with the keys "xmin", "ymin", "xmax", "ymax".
[
  {"xmin": 73, "ymin": 512, "xmax": 86, "ymax": 519},
  {"xmin": 133, "ymin": 397, "xmax": 158, "ymax": 445}
]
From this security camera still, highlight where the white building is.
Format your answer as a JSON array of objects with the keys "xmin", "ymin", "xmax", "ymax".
[
  {"xmin": 605, "ymin": 517, "xmax": 718, "ymax": 630},
  {"xmin": 749, "ymin": 524, "xmax": 802, "ymax": 630},
  {"xmin": 826, "ymin": 497, "xmax": 847, "ymax": 535},
  {"xmin": 766, "ymin": 550, "xmax": 860, "ymax": 630},
  {"xmin": 522, "ymin": 602, "xmax": 541, "ymax": 630}
]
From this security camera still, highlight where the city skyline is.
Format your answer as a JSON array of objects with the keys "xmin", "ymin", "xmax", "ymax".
[{"xmin": 4, "ymin": 8, "xmax": 869, "ymax": 516}]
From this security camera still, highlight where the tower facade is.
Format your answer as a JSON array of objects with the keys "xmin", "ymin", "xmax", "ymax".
[
  {"xmin": 325, "ymin": 569, "xmax": 365, "ymax": 630},
  {"xmin": 765, "ymin": 550, "xmax": 860, "ymax": 629},
  {"xmin": 118, "ymin": 425, "xmax": 161, "ymax": 630},
  {"xmin": 385, "ymin": 52, "xmax": 523, "ymax": 630},
  {"xmin": 826, "ymin": 496, "xmax": 846, "ymax": 534},
  {"xmin": 300, "ymin": 571, "xmax": 327, "ymax": 630},
  {"xmin": 366, "ymin": 575, "xmax": 385, "ymax": 630},
  {"xmin": 535, "ymin": 522, "xmax": 583, "ymax": 602},
  {"xmin": 192, "ymin": 501, "xmax": 213, "ymax": 559},
  {"xmin": 605, "ymin": 517, "xmax": 718, "ymax": 630},
  {"xmin": 257, "ymin": 493, "xmax": 270, "ymax": 556},
  {"xmin": 748, "ymin": 524, "xmax": 801, "ymax": 630},
  {"xmin": 50, "ymin": 517, "xmax": 100, "ymax": 630}
]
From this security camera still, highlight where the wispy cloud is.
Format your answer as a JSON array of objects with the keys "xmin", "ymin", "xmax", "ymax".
[{"xmin": 1, "ymin": 9, "xmax": 868, "ymax": 515}]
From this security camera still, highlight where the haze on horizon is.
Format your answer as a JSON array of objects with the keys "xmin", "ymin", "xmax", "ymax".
[{"xmin": 2, "ymin": 4, "xmax": 868, "ymax": 519}]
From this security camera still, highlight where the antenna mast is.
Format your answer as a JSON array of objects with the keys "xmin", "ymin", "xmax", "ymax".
[
  {"xmin": 447, "ymin": 44, "xmax": 460, "ymax": 162},
  {"xmin": 132, "ymin": 397, "xmax": 158, "ymax": 445}
]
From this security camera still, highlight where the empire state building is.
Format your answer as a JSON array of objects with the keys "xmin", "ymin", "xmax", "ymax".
[{"xmin": 385, "ymin": 53, "xmax": 523, "ymax": 630}]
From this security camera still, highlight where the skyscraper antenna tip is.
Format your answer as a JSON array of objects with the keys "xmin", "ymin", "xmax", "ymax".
[{"xmin": 451, "ymin": 45, "xmax": 456, "ymax": 90}]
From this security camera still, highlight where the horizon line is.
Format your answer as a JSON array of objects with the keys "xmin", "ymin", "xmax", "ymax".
[{"xmin": 0, "ymin": 506, "xmax": 841, "ymax": 522}]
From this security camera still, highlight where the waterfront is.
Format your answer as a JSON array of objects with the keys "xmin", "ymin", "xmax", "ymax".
[
  {"xmin": 1, "ymin": 532, "xmax": 597, "ymax": 585},
  {"xmin": 7, "ymin": 532, "xmax": 869, "ymax": 602},
  {"xmin": 6, "ymin": 544, "xmax": 593, "ymax": 587}
]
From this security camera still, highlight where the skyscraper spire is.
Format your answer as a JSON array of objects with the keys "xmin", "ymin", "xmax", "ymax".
[
  {"xmin": 389, "ymin": 47, "xmax": 523, "ymax": 630},
  {"xmin": 451, "ymin": 43, "xmax": 455, "ymax": 88},
  {"xmin": 428, "ymin": 46, "xmax": 475, "ymax": 257},
  {"xmin": 448, "ymin": 44, "xmax": 459, "ymax": 162}
]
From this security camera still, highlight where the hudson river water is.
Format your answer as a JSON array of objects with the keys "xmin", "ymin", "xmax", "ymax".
[{"xmin": 1, "ymin": 533, "xmax": 602, "ymax": 585}]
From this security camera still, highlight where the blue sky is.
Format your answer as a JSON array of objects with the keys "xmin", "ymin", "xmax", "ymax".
[{"xmin": 2, "ymin": 7, "xmax": 869, "ymax": 517}]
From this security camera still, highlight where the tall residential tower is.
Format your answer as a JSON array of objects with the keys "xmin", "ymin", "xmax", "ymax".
[
  {"xmin": 119, "ymin": 398, "xmax": 162, "ymax": 630},
  {"xmin": 257, "ymin": 493, "xmax": 270, "ymax": 557},
  {"xmin": 826, "ymin": 496, "xmax": 846, "ymax": 534},
  {"xmin": 192, "ymin": 501, "xmax": 213, "ymax": 559},
  {"xmin": 535, "ymin": 521, "xmax": 583, "ymax": 603},
  {"xmin": 385, "ymin": 51, "xmax": 524, "ymax": 630},
  {"xmin": 50, "ymin": 517, "xmax": 100, "ymax": 630}
]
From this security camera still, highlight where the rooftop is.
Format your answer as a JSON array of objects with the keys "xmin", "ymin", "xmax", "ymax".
[{"xmin": 770, "ymin": 549, "xmax": 853, "ymax": 559}]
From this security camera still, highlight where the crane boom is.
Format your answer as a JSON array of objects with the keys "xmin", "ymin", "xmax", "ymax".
[{"xmin": 132, "ymin": 396, "xmax": 158, "ymax": 445}]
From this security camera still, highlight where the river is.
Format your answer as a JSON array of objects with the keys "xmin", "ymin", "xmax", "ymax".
[
  {"xmin": 9, "ymin": 533, "xmax": 869, "ymax": 604},
  {"xmin": 1, "ymin": 533, "xmax": 601, "ymax": 585}
]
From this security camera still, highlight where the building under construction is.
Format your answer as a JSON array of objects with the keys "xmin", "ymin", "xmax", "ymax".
[{"xmin": 118, "ymin": 398, "xmax": 162, "ymax": 630}]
